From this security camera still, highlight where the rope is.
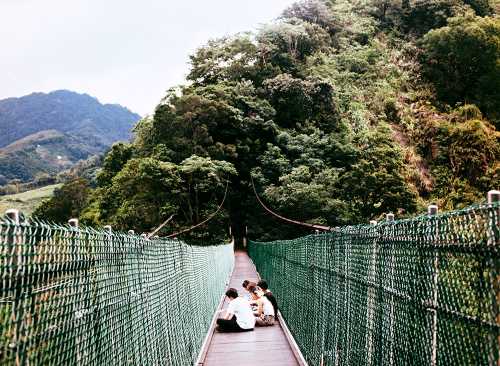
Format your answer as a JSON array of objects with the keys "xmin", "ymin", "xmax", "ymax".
[
  {"xmin": 147, "ymin": 214, "xmax": 175, "ymax": 239},
  {"xmin": 251, "ymin": 175, "xmax": 331, "ymax": 231},
  {"xmin": 165, "ymin": 181, "xmax": 229, "ymax": 238}
]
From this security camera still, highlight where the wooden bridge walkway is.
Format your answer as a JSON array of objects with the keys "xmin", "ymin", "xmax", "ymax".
[{"xmin": 197, "ymin": 251, "xmax": 306, "ymax": 366}]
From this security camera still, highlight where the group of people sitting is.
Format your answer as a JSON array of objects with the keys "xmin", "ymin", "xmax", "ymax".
[{"xmin": 216, "ymin": 279, "xmax": 278, "ymax": 332}]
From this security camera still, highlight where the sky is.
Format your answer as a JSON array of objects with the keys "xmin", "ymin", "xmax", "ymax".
[{"xmin": 0, "ymin": 0, "xmax": 296, "ymax": 116}]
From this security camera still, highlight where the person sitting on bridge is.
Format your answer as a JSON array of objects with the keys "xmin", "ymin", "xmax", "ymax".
[
  {"xmin": 248, "ymin": 285, "xmax": 275, "ymax": 326},
  {"xmin": 242, "ymin": 280, "xmax": 258, "ymax": 309},
  {"xmin": 242, "ymin": 280, "xmax": 256, "ymax": 293},
  {"xmin": 257, "ymin": 280, "xmax": 278, "ymax": 320},
  {"xmin": 216, "ymin": 288, "xmax": 255, "ymax": 332}
]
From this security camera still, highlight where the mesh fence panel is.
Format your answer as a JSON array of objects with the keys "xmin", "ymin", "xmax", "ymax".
[
  {"xmin": 249, "ymin": 202, "xmax": 500, "ymax": 366},
  {"xmin": 0, "ymin": 219, "xmax": 234, "ymax": 365}
]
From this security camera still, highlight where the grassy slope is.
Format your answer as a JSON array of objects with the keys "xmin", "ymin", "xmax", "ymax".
[{"xmin": 0, "ymin": 184, "xmax": 62, "ymax": 216}]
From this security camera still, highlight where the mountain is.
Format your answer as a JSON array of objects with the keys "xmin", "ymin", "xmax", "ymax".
[{"xmin": 0, "ymin": 90, "xmax": 140, "ymax": 183}]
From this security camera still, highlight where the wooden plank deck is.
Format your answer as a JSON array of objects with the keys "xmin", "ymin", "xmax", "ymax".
[{"xmin": 198, "ymin": 251, "xmax": 304, "ymax": 366}]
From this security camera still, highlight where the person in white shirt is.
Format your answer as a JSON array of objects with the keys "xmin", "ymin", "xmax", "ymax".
[
  {"xmin": 242, "ymin": 279, "xmax": 258, "ymax": 311},
  {"xmin": 248, "ymin": 285, "xmax": 275, "ymax": 326},
  {"xmin": 216, "ymin": 288, "xmax": 255, "ymax": 332}
]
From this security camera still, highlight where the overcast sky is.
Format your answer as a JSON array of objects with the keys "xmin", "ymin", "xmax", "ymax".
[{"xmin": 0, "ymin": 0, "xmax": 296, "ymax": 115}]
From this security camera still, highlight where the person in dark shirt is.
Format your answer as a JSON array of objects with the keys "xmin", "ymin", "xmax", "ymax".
[{"xmin": 257, "ymin": 280, "xmax": 278, "ymax": 319}]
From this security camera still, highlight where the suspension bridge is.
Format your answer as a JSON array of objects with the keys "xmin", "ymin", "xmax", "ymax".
[{"xmin": 0, "ymin": 190, "xmax": 499, "ymax": 365}]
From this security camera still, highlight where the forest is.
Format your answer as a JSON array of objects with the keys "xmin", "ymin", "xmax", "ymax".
[{"xmin": 34, "ymin": 0, "xmax": 500, "ymax": 245}]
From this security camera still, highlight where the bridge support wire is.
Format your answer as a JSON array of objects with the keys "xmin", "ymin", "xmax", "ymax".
[{"xmin": 250, "ymin": 176, "xmax": 331, "ymax": 232}]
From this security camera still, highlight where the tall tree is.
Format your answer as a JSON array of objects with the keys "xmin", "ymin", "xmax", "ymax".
[{"xmin": 421, "ymin": 15, "xmax": 500, "ymax": 126}]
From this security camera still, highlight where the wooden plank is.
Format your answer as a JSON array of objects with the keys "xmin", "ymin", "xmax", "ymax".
[
  {"xmin": 209, "ymin": 342, "xmax": 290, "ymax": 353},
  {"xmin": 277, "ymin": 311, "xmax": 309, "ymax": 366},
  {"xmin": 204, "ymin": 360, "xmax": 295, "ymax": 366},
  {"xmin": 200, "ymin": 251, "xmax": 304, "ymax": 366},
  {"xmin": 248, "ymin": 253, "xmax": 309, "ymax": 366},
  {"xmin": 205, "ymin": 349, "xmax": 299, "ymax": 365},
  {"xmin": 195, "ymin": 245, "xmax": 236, "ymax": 365},
  {"xmin": 211, "ymin": 333, "xmax": 290, "ymax": 345}
]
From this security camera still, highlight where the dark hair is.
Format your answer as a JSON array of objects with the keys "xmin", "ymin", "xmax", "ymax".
[
  {"xmin": 242, "ymin": 280, "xmax": 249, "ymax": 288},
  {"xmin": 225, "ymin": 288, "xmax": 238, "ymax": 299},
  {"xmin": 243, "ymin": 281, "xmax": 257, "ymax": 290},
  {"xmin": 257, "ymin": 280, "xmax": 269, "ymax": 291},
  {"xmin": 247, "ymin": 285, "xmax": 258, "ymax": 294}
]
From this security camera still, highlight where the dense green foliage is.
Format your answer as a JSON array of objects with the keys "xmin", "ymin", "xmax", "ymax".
[
  {"xmin": 0, "ymin": 90, "xmax": 139, "ymax": 183},
  {"xmin": 421, "ymin": 14, "xmax": 500, "ymax": 125},
  {"xmin": 32, "ymin": 179, "xmax": 90, "ymax": 223},
  {"xmin": 37, "ymin": 0, "xmax": 499, "ymax": 244}
]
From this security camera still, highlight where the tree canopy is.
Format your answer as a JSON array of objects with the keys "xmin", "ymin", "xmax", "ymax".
[{"xmin": 35, "ymin": 0, "xmax": 499, "ymax": 245}]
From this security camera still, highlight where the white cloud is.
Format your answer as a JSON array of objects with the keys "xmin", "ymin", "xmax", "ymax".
[{"xmin": 0, "ymin": 0, "xmax": 296, "ymax": 115}]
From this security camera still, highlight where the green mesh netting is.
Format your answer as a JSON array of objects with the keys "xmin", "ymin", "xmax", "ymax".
[
  {"xmin": 249, "ymin": 202, "xmax": 500, "ymax": 366},
  {"xmin": 0, "ymin": 219, "xmax": 234, "ymax": 365}
]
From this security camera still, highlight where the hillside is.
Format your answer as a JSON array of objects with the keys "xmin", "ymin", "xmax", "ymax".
[
  {"xmin": 0, "ymin": 184, "xmax": 62, "ymax": 216},
  {"xmin": 37, "ymin": 0, "xmax": 499, "ymax": 244},
  {"xmin": 0, "ymin": 90, "xmax": 140, "ymax": 182},
  {"xmin": 0, "ymin": 130, "xmax": 103, "ymax": 182}
]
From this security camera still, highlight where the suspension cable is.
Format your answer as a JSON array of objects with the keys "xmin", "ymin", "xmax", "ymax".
[
  {"xmin": 251, "ymin": 176, "xmax": 331, "ymax": 232},
  {"xmin": 165, "ymin": 181, "xmax": 229, "ymax": 238},
  {"xmin": 147, "ymin": 214, "xmax": 175, "ymax": 239}
]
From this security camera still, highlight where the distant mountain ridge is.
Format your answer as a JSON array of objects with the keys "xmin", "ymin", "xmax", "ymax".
[
  {"xmin": 0, "ymin": 90, "xmax": 140, "ymax": 148},
  {"xmin": 0, "ymin": 90, "xmax": 140, "ymax": 183}
]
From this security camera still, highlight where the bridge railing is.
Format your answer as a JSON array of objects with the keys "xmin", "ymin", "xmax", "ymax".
[
  {"xmin": 0, "ymin": 216, "xmax": 234, "ymax": 366},
  {"xmin": 249, "ymin": 200, "xmax": 499, "ymax": 366}
]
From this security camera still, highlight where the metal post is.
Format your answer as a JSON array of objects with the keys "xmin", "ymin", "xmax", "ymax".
[
  {"xmin": 428, "ymin": 205, "xmax": 438, "ymax": 216},
  {"xmin": 386, "ymin": 212, "xmax": 395, "ymax": 366},
  {"xmin": 6, "ymin": 209, "xmax": 20, "ymax": 225},
  {"xmin": 68, "ymin": 218, "xmax": 85, "ymax": 362},
  {"xmin": 366, "ymin": 219, "xmax": 379, "ymax": 365},
  {"xmin": 488, "ymin": 190, "xmax": 500, "ymax": 222},
  {"xmin": 486, "ymin": 191, "xmax": 499, "ymax": 365},
  {"xmin": 5, "ymin": 209, "xmax": 27, "ymax": 365},
  {"xmin": 488, "ymin": 190, "xmax": 500, "ymax": 204},
  {"xmin": 428, "ymin": 204, "xmax": 439, "ymax": 366}
]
